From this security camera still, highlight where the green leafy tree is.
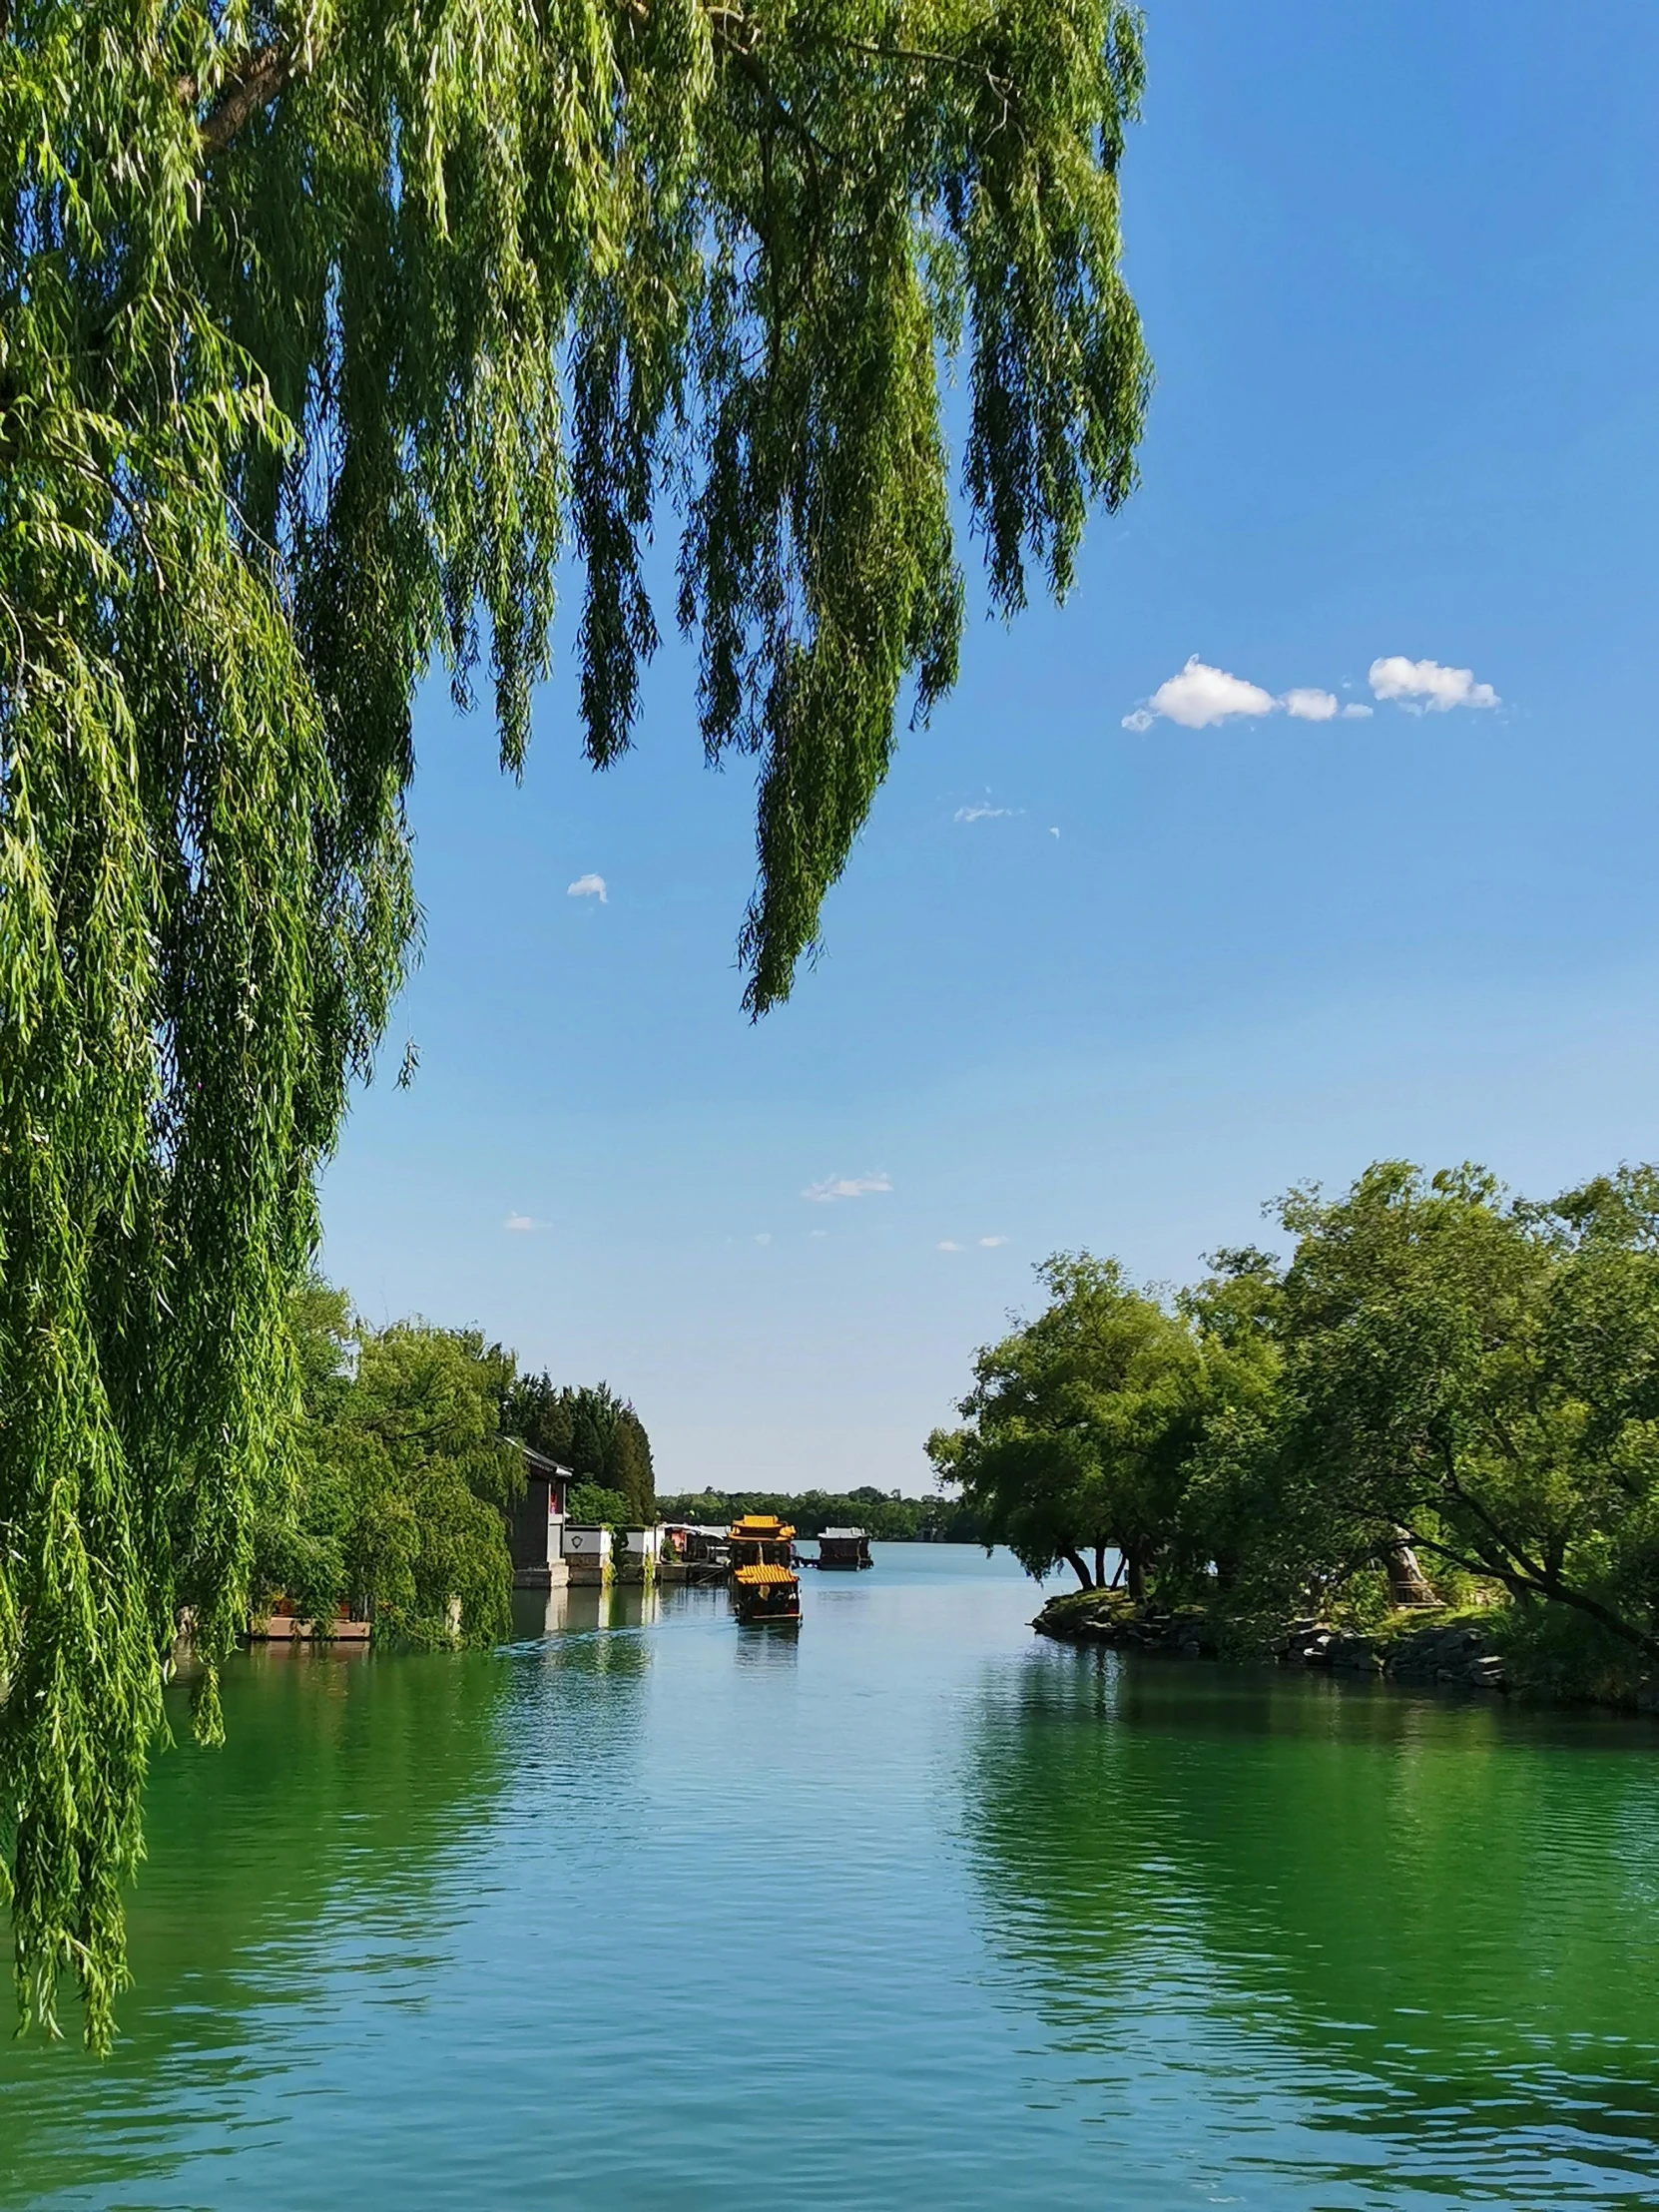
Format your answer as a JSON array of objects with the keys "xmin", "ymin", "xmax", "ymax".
[
  {"xmin": 2, "ymin": 0, "xmax": 1149, "ymax": 2037},
  {"xmin": 252, "ymin": 1303, "xmax": 522, "ymax": 1654},
  {"xmin": 566, "ymin": 1482, "xmax": 630, "ymax": 1527},
  {"xmin": 343, "ymin": 1324, "xmax": 523, "ymax": 1646},
  {"xmin": 1169, "ymin": 1246, "xmax": 1286, "ymax": 1592},
  {"xmin": 1227, "ymin": 1164, "xmax": 1659, "ymax": 1661},
  {"xmin": 928, "ymin": 1255, "xmax": 1216, "ymax": 1593}
]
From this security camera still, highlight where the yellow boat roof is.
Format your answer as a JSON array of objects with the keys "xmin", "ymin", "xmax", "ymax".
[
  {"xmin": 734, "ymin": 1563, "xmax": 798, "ymax": 1586},
  {"xmin": 729, "ymin": 1515, "xmax": 796, "ymax": 1540}
]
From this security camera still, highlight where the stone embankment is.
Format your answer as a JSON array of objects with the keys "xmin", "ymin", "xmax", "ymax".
[
  {"xmin": 1034, "ymin": 1593, "xmax": 1509, "ymax": 1693},
  {"xmin": 1033, "ymin": 1594, "xmax": 1217, "ymax": 1658},
  {"xmin": 1033, "ymin": 1594, "xmax": 1659, "ymax": 1714},
  {"xmin": 1274, "ymin": 1617, "xmax": 1506, "ymax": 1691}
]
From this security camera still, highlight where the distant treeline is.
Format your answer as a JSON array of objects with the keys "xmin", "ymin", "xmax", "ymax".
[{"xmin": 656, "ymin": 1485, "xmax": 982, "ymax": 1543}]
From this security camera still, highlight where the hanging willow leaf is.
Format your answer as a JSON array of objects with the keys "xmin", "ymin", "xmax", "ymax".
[{"xmin": 0, "ymin": 0, "xmax": 1150, "ymax": 2043}]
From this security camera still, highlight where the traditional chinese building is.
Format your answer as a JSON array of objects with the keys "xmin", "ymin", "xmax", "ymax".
[{"xmin": 508, "ymin": 1445, "xmax": 575, "ymax": 1589}]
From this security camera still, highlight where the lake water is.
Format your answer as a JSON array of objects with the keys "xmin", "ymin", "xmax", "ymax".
[{"xmin": 5, "ymin": 1545, "xmax": 1659, "ymax": 2209}]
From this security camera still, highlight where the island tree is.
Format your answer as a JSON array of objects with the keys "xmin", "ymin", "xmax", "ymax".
[
  {"xmin": 1222, "ymin": 1163, "xmax": 1659, "ymax": 1659},
  {"xmin": 2, "ymin": 0, "xmax": 1150, "ymax": 2038},
  {"xmin": 929, "ymin": 1255, "xmax": 1215, "ymax": 1594}
]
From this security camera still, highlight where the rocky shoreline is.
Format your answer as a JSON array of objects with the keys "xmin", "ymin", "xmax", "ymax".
[
  {"xmin": 1271, "ymin": 1616, "xmax": 1507, "ymax": 1690},
  {"xmin": 1034, "ymin": 1593, "xmax": 1659, "ymax": 1714},
  {"xmin": 1032, "ymin": 1592, "xmax": 1511, "ymax": 1694}
]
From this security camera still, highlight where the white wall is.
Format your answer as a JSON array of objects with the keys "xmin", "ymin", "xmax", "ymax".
[{"xmin": 562, "ymin": 1525, "xmax": 611, "ymax": 1560}]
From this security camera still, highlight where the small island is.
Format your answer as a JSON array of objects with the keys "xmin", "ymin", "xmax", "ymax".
[{"xmin": 928, "ymin": 1164, "xmax": 1659, "ymax": 1716}]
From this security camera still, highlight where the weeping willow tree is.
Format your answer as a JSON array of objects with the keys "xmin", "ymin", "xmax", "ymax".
[{"xmin": 0, "ymin": 0, "xmax": 1150, "ymax": 2042}]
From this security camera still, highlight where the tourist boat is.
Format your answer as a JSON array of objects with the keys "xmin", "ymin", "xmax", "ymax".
[
  {"xmin": 814, "ymin": 1526, "xmax": 872, "ymax": 1570},
  {"xmin": 727, "ymin": 1514, "xmax": 802, "ymax": 1625}
]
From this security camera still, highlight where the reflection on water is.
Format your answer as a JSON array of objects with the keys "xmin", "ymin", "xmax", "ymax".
[
  {"xmin": 5, "ymin": 1550, "xmax": 1659, "ymax": 2210},
  {"xmin": 966, "ymin": 1648, "xmax": 1659, "ymax": 2205},
  {"xmin": 1, "ymin": 1644, "xmax": 517, "ymax": 2209},
  {"xmin": 732, "ymin": 1623, "xmax": 802, "ymax": 1670},
  {"xmin": 510, "ymin": 1579, "xmax": 664, "ymax": 1641}
]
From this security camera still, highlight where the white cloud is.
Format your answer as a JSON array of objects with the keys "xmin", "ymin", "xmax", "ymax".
[
  {"xmin": 1049, "ymin": 827, "xmax": 1060, "ymax": 837},
  {"xmin": 567, "ymin": 872, "xmax": 608, "ymax": 901},
  {"xmin": 504, "ymin": 1213, "xmax": 543, "ymax": 1233},
  {"xmin": 809, "ymin": 1230, "xmax": 829, "ymax": 1239},
  {"xmin": 978, "ymin": 1235, "xmax": 1010, "ymax": 1248},
  {"xmin": 1134, "ymin": 656, "xmax": 1279, "ymax": 731},
  {"xmin": 938, "ymin": 1240, "xmax": 964, "ymax": 1253},
  {"xmin": 803, "ymin": 1172, "xmax": 891, "ymax": 1204},
  {"xmin": 954, "ymin": 803, "xmax": 1019, "ymax": 824},
  {"xmin": 1369, "ymin": 657, "xmax": 1499, "ymax": 713},
  {"xmin": 755, "ymin": 1232, "xmax": 772, "ymax": 1246},
  {"xmin": 1125, "ymin": 658, "xmax": 1419, "ymax": 735},
  {"xmin": 1283, "ymin": 688, "xmax": 1340, "ymax": 722}
]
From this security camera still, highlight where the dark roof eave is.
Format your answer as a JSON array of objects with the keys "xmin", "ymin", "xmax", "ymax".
[{"xmin": 520, "ymin": 1445, "xmax": 575, "ymax": 1479}]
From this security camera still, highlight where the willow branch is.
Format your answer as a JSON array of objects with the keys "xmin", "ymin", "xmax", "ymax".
[{"xmin": 180, "ymin": 43, "xmax": 306, "ymax": 155}]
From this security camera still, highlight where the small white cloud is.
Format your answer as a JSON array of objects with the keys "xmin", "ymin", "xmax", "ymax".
[
  {"xmin": 567, "ymin": 872, "xmax": 608, "ymax": 901},
  {"xmin": 1049, "ymin": 827, "xmax": 1060, "ymax": 837},
  {"xmin": 803, "ymin": 1172, "xmax": 891, "ymax": 1204},
  {"xmin": 1369, "ymin": 657, "xmax": 1499, "ymax": 713},
  {"xmin": 938, "ymin": 1240, "xmax": 964, "ymax": 1253},
  {"xmin": 1143, "ymin": 656, "xmax": 1278, "ymax": 730},
  {"xmin": 504, "ymin": 1213, "xmax": 542, "ymax": 1233},
  {"xmin": 1120, "ymin": 708, "xmax": 1156, "ymax": 733},
  {"xmin": 954, "ymin": 803, "xmax": 1019, "ymax": 824},
  {"xmin": 809, "ymin": 1230, "xmax": 829, "ymax": 1239},
  {"xmin": 755, "ymin": 1232, "xmax": 772, "ymax": 1246},
  {"xmin": 978, "ymin": 1235, "xmax": 1010, "ymax": 1248},
  {"xmin": 1282, "ymin": 688, "xmax": 1340, "ymax": 723},
  {"xmin": 1341, "ymin": 703, "xmax": 1373, "ymax": 719}
]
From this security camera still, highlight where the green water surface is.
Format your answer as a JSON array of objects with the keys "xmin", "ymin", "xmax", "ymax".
[{"xmin": 4, "ymin": 1547, "xmax": 1659, "ymax": 2209}]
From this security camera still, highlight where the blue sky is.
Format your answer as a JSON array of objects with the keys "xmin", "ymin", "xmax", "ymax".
[{"xmin": 320, "ymin": 2, "xmax": 1659, "ymax": 1495}]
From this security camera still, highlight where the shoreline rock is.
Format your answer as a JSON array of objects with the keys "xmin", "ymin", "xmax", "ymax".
[
  {"xmin": 1273, "ymin": 1616, "xmax": 1506, "ymax": 1691},
  {"xmin": 1032, "ymin": 1592, "xmax": 1659, "ymax": 1717},
  {"xmin": 1032, "ymin": 1592, "xmax": 1217, "ymax": 1659},
  {"xmin": 1033, "ymin": 1593, "xmax": 1506, "ymax": 1693}
]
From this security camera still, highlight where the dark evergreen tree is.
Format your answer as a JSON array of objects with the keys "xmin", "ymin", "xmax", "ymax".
[
  {"xmin": 502, "ymin": 1377, "xmax": 656, "ymax": 1521},
  {"xmin": 610, "ymin": 1409, "xmax": 658, "ymax": 1524}
]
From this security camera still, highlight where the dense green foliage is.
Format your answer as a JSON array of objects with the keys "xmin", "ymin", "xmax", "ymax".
[
  {"xmin": 261, "ymin": 1292, "xmax": 674, "ymax": 1632},
  {"xmin": 656, "ymin": 1485, "xmax": 980, "ymax": 1541},
  {"xmin": 931, "ymin": 1165, "xmax": 1659, "ymax": 1687},
  {"xmin": 0, "ymin": 0, "xmax": 1148, "ymax": 2038},
  {"xmin": 928, "ymin": 1252, "xmax": 1277, "ymax": 1592},
  {"xmin": 502, "ymin": 1378, "xmax": 656, "ymax": 1523},
  {"xmin": 259, "ymin": 1287, "xmax": 524, "ymax": 1650},
  {"xmin": 1219, "ymin": 1164, "xmax": 1659, "ymax": 1662},
  {"xmin": 566, "ymin": 1482, "xmax": 631, "ymax": 1528}
]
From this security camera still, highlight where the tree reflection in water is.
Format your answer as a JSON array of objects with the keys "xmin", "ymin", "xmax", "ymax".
[
  {"xmin": 963, "ymin": 1647, "xmax": 1659, "ymax": 2204},
  {"xmin": 1, "ymin": 1644, "xmax": 518, "ymax": 2203}
]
